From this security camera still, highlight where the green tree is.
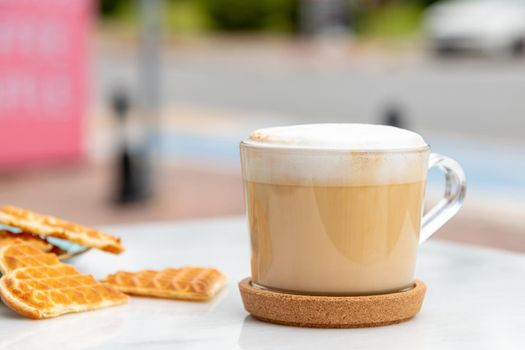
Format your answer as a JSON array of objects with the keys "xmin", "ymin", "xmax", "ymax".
[{"xmin": 199, "ymin": 0, "xmax": 299, "ymax": 32}]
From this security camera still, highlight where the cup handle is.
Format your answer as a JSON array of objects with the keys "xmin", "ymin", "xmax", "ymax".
[{"xmin": 419, "ymin": 153, "xmax": 467, "ymax": 244}]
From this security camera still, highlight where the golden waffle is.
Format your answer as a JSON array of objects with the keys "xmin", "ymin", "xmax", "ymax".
[
  {"xmin": 0, "ymin": 230, "xmax": 52, "ymax": 252},
  {"xmin": 0, "ymin": 206, "xmax": 124, "ymax": 254},
  {"xmin": 0, "ymin": 243, "xmax": 128, "ymax": 319},
  {"xmin": 105, "ymin": 267, "xmax": 226, "ymax": 301}
]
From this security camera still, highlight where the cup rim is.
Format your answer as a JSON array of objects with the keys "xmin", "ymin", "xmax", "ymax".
[{"xmin": 240, "ymin": 141, "xmax": 431, "ymax": 154}]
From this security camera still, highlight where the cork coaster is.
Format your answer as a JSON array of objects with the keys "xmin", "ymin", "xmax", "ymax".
[{"xmin": 239, "ymin": 278, "xmax": 426, "ymax": 328}]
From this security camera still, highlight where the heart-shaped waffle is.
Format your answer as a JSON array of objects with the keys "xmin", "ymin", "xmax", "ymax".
[{"xmin": 0, "ymin": 243, "xmax": 128, "ymax": 319}]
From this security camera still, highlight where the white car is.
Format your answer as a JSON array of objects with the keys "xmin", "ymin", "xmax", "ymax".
[{"xmin": 424, "ymin": 0, "xmax": 525, "ymax": 56}]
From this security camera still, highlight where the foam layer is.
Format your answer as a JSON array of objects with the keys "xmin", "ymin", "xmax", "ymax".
[
  {"xmin": 241, "ymin": 124, "xmax": 430, "ymax": 186},
  {"xmin": 245, "ymin": 124, "xmax": 427, "ymax": 150}
]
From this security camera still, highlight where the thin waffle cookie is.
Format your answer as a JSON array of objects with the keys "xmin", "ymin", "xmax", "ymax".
[
  {"xmin": 0, "ymin": 206, "xmax": 124, "ymax": 254},
  {"xmin": 105, "ymin": 267, "xmax": 226, "ymax": 301},
  {"xmin": 0, "ymin": 243, "xmax": 128, "ymax": 319},
  {"xmin": 0, "ymin": 230, "xmax": 52, "ymax": 252}
]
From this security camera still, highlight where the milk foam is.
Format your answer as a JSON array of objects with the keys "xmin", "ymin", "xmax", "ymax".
[
  {"xmin": 241, "ymin": 124, "xmax": 430, "ymax": 186},
  {"xmin": 245, "ymin": 124, "xmax": 427, "ymax": 150}
]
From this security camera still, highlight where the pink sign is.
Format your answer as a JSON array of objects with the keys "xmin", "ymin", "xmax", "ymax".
[{"xmin": 0, "ymin": 0, "xmax": 92, "ymax": 167}]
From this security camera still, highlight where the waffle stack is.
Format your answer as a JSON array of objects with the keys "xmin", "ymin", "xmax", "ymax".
[{"xmin": 0, "ymin": 205, "xmax": 226, "ymax": 319}]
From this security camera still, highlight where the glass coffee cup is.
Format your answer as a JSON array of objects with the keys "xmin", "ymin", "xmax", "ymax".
[{"xmin": 240, "ymin": 124, "xmax": 466, "ymax": 295}]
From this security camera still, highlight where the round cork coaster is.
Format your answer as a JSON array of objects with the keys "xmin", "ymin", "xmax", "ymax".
[{"xmin": 239, "ymin": 278, "xmax": 426, "ymax": 328}]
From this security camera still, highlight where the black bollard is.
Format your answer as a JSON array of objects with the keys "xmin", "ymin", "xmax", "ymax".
[
  {"xmin": 112, "ymin": 88, "xmax": 152, "ymax": 204},
  {"xmin": 382, "ymin": 104, "xmax": 407, "ymax": 129}
]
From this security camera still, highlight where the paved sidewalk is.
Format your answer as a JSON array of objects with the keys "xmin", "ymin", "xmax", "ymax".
[{"xmin": 0, "ymin": 160, "xmax": 242, "ymax": 226}]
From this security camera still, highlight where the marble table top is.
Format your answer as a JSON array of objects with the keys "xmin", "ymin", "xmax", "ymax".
[{"xmin": 0, "ymin": 217, "xmax": 523, "ymax": 349}]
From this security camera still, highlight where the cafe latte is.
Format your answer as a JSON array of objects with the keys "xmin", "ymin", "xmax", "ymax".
[{"xmin": 241, "ymin": 124, "xmax": 430, "ymax": 294}]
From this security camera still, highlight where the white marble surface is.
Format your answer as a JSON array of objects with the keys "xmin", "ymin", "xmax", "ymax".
[{"xmin": 0, "ymin": 217, "xmax": 523, "ymax": 349}]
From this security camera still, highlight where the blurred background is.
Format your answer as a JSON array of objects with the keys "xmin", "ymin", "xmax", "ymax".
[{"xmin": 0, "ymin": 0, "xmax": 523, "ymax": 252}]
